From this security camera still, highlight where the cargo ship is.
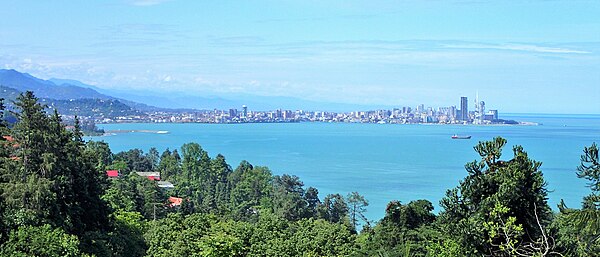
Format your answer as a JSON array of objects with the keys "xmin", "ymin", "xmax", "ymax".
[{"xmin": 452, "ymin": 134, "xmax": 471, "ymax": 139}]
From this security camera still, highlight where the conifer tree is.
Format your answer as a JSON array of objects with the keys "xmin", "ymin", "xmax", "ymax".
[
  {"xmin": 439, "ymin": 137, "xmax": 551, "ymax": 255},
  {"xmin": 0, "ymin": 92, "xmax": 110, "ymax": 255}
]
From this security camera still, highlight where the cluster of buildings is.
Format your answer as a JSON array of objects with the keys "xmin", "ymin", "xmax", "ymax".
[
  {"xmin": 100, "ymin": 96, "xmax": 507, "ymax": 125},
  {"xmin": 106, "ymin": 170, "xmax": 182, "ymax": 208}
]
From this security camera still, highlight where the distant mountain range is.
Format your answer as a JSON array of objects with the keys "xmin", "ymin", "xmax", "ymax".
[
  {"xmin": 0, "ymin": 69, "xmax": 111, "ymax": 100},
  {"xmin": 0, "ymin": 69, "xmax": 144, "ymax": 118},
  {"xmin": 0, "ymin": 69, "xmax": 387, "ymax": 114}
]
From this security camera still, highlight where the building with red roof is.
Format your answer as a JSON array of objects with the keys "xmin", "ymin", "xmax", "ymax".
[
  {"xmin": 147, "ymin": 175, "xmax": 160, "ymax": 181},
  {"xmin": 168, "ymin": 197, "xmax": 183, "ymax": 207},
  {"xmin": 106, "ymin": 170, "xmax": 120, "ymax": 178}
]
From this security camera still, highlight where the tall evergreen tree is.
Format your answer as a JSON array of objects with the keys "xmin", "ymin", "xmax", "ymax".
[
  {"xmin": 555, "ymin": 143, "xmax": 600, "ymax": 256},
  {"xmin": 0, "ymin": 92, "xmax": 110, "ymax": 255},
  {"xmin": 347, "ymin": 191, "xmax": 369, "ymax": 231},
  {"xmin": 319, "ymin": 193, "xmax": 349, "ymax": 224},
  {"xmin": 439, "ymin": 137, "xmax": 551, "ymax": 255}
]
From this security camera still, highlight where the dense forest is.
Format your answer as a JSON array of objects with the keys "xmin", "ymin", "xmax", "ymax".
[{"xmin": 0, "ymin": 91, "xmax": 599, "ymax": 256}]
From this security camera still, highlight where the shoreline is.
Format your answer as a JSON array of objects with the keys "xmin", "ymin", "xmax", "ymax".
[
  {"xmin": 102, "ymin": 129, "xmax": 170, "ymax": 136},
  {"xmin": 96, "ymin": 120, "xmax": 538, "ymax": 127}
]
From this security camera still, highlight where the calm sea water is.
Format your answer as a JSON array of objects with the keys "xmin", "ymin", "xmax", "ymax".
[{"xmin": 91, "ymin": 114, "xmax": 600, "ymax": 221}]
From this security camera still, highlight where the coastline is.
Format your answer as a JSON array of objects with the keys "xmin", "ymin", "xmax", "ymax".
[
  {"xmin": 96, "ymin": 120, "xmax": 539, "ymax": 127},
  {"xmin": 102, "ymin": 129, "xmax": 170, "ymax": 136}
]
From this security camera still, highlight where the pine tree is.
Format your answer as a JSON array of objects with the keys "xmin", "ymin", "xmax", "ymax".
[{"xmin": 439, "ymin": 137, "xmax": 551, "ymax": 255}]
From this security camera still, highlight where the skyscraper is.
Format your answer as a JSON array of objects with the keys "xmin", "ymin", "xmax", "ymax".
[
  {"xmin": 242, "ymin": 105, "xmax": 248, "ymax": 119},
  {"xmin": 449, "ymin": 106, "xmax": 457, "ymax": 120},
  {"xmin": 478, "ymin": 101, "xmax": 485, "ymax": 123},
  {"xmin": 229, "ymin": 108, "xmax": 238, "ymax": 118},
  {"xmin": 460, "ymin": 97, "xmax": 468, "ymax": 121}
]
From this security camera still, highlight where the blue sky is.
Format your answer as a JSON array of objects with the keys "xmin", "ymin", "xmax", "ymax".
[{"xmin": 0, "ymin": 0, "xmax": 599, "ymax": 113}]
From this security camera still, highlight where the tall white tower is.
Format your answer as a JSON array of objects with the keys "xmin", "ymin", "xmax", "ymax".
[{"xmin": 474, "ymin": 91, "xmax": 485, "ymax": 124}]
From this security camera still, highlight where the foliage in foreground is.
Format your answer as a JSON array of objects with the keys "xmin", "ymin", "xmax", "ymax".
[{"xmin": 0, "ymin": 91, "xmax": 598, "ymax": 256}]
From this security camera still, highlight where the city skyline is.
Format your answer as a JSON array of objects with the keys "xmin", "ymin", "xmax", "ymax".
[
  {"xmin": 0, "ymin": 1, "xmax": 599, "ymax": 114},
  {"xmin": 111, "ymin": 95, "xmax": 506, "ymax": 125}
]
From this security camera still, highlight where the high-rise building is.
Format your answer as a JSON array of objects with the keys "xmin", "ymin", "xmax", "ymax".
[
  {"xmin": 460, "ymin": 97, "xmax": 468, "ymax": 121},
  {"xmin": 286, "ymin": 110, "xmax": 293, "ymax": 119},
  {"xmin": 229, "ymin": 108, "xmax": 238, "ymax": 118},
  {"xmin": 417, "ymin": 104, "xmax": 425, "ymax": 114},
  {"xmin": 478, "ymin": 101, "xmax": 485, "ymax": 123},
  {"xmin": 448, "ymin": 106, "xmax": 457, "ymax": 120},
  {"xmin": 242, "ymin": 105, "xmax": 248, "ymax": 119}
]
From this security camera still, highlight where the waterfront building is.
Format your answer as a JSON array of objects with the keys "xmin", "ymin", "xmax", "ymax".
[
  {"xmin": 416, "ymin": 104, "xmax": 425, "ymax": 114},
  {"xmin": 474, "ymin": 100, "xmax": 485, "ymax": 124},
  {"xmin": 229, "ymin": 108, "xmax": 238, "ymax": 118},
  {"xmin": 486, "ymin": 110, "xmax": 499, "ymax": 120},
  {"xmin": 242, "ymin": 105, "xmax": 248, "ymax": 119},
  {"xmin": 478, "ymin": 101, "xmax": 485, "ymax": 123},
  {"xmin": 460, "ymin": 97, "xmax": 468, "ymax": 121},
  {"xmin": 448, "ymin": 106, "xmax": 457, "ymax": 121}
]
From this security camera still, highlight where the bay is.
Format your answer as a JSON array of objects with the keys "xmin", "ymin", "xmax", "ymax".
[{"xmin": 91, "ymin": 114, "xmax": 600, "ymax": 222}]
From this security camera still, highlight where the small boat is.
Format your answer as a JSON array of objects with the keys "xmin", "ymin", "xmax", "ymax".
[
  {"xmin": 452, "ymin": 134, "xmax": 471, "ymax": 139},
  {"xmin": 156, "ymin": 131, "xmax": 169, "ymax": 134}
]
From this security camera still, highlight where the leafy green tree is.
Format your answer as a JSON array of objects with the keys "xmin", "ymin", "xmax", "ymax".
[
  {"xmin": 108, "ymin": 159, "xmax": 129, "ymax": 174},
  {"xmin": 114, "ymin": 148, "xmax": 153, "ymax": 173},
  {"xmin": 144, "ymin": 213, "xmax": 213, "ymax": 257},
  {"xmin": 102, "ymin": 173, "xmax": 167, "ymax": 219},
  {"xmin": 319, "ymin": 193, "xmax": 349, "ymax": 224},
  {"xmin": 292, "ymin": 218, "xmax": 357, "ymax": 256},
  {"xmin": 108, "ymin": 211, "xmax": 147, "ymax": 257},
  {"xmin": 425, "ymin": 237, "xmax": 464, "ymax": 257},
  {"xmin": 245, "ymin": 211, "xmax": 294, "ymax": 256},
  {"xmin": 176, "ymin": 143, "xmax": 212, "ymax": 212},
  {"xmin": 147, "ymin": 147, "xmax": 160, "ymax": 171},
  {"xmin": 199, "ymin": 222, "xmax": 245, "ymax": 257},
  {"xmin": 385, "ymin": 200, "xmax": 435, "ymax": 230},
  {"xmin": 85, "ymin": 140, "xmax": 113, "ymax": 172},
  {"xmin": 303, "ymin": 186, "xmax": 321, "ymax": 219},
  {"xmin": 158, "ymin": 148, "xmax": 182, "ymax": 181},
  {"xmin": 229, "ymin": 164, "xmax": 273, "ymax": 220},
  {"xmin": 228, "ymin": 160, "xmax": 253, "ymax": 187},
  {"xmin": 273, "ymin": 174, "xmax": 308, "ymax": 221},
  {"xmin": 0, "ymin": 224, "xmax": 85, "ymax": 257},
  {"xmin": 180, "ymin": 142, "xmax": 211, "ymax": 182},
  {"xmin": 358, "ymin": 199, "xmax": 436, "ymax": 256},
  {"xmin": 208, "ymin": 154, "xmax": 233, "ymax": 214}
]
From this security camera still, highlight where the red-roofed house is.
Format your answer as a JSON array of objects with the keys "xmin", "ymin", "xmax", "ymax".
[
  {"xmin": 106, "ymin": 170, "xmax": 120, "ymax": 178},
  {"xmin": 3, "ymin": 136, "xmax": 20, "ymax": 160},
  {"xmin": 135, "ymin": 172, "xmax": 161, "ymax": 181},
  {"xmin": 147, "ymin": 175, "xmax": 160, "ymax": 181},
  {"xmin": 2, "ymin": 135, "xmax": 19, "ymax": 148},
  {"xmin": 168, "ymin": 197, "xmax": 183, "ymax": 207}
]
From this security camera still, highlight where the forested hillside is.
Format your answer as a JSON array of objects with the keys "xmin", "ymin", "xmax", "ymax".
[
  {"xmin": 0, "ymin": 85, "xmax": 140, "ymax": 119},
  {"xmin": 0, "ymin": 91, "xmax": 598, "ymax": 256}
]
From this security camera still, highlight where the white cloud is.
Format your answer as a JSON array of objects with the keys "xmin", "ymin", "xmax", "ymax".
[
  {"xmin": 443, "ymin": 43, "xmax": 590, "ymax": 54},
  {"xmin": 129, "ymin": 0, "xmax": 172, "ymax": 6}
]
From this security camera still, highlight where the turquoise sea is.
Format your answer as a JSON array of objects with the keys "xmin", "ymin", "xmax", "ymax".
[{"xmin": 92, "ymin": 114, "xmax": 600, "ymax": 221}]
